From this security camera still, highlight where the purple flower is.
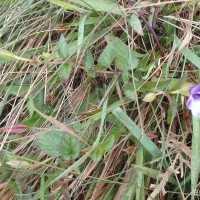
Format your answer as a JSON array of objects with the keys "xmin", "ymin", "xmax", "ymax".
[{"xmin": 186, "ymin": 84, "xmax": 200, "ymax": 118}]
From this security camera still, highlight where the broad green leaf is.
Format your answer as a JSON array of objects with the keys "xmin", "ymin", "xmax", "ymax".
[
  {"xmin": 84, "ymin": 49, "xmax": 94, "ymax": 68},
  {"xmin": 58, "ymin": 134, "xmax": 80, "ymax": 160},
  {"xmin": 124, "ymin": 84, "xmax": 136, "ymax": 100},
  {"xmin": 128, "ymin": 13, "xmax": 143, "ymax": 36},
  {"xmin": 101, "ymin": 134, "xmax": 115, "ymax": 152},
  {"xmin": 112, "ymin": 107, "xmax": 161, "ymax": 158},
  {"xmin": 36, "ymin": 130, "xmax": 80, "ymax": 161},
  {"xmin": 106, "ymin": 34, "xmax": 138, "ymax": 71},
  {"xmin": 98, "ymin": 43, "xmax": 115, "ymax": 69},
  {"xmin": 106, "ymin": 127, "xmax": 122, "ymax": 142},
  {"xmin": 36, "ymin": 131, "xmax": 62, "ymax": 157},
  {"xmin": 48, "ymin": 98, "xmax": 108, "ymax": 185},
  {"xmin": 58, "ymin": 62, "xmax": 72, "ymax": 80},
  {"xmin": 58, "ymin": 34, "xmax": 68, "ymax": 59}
]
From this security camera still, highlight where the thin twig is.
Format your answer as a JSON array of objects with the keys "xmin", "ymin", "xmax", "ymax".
[{"xmin": 138, "ymin": 12, "xmax": 165, "ymax": 57}]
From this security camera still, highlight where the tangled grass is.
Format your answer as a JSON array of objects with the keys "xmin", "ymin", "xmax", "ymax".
[{"xmin": 0, "ymin": 0, "xmax": 200, "ymax": 199}]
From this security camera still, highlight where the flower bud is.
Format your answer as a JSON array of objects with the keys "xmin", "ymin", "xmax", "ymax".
[
  {"xmin": 143, "ymin": 93, "xmax": 156, "ymax": 102},
  {"xmin": 41, "ymin": 52, "xmax": 51, "ymax": 59}
]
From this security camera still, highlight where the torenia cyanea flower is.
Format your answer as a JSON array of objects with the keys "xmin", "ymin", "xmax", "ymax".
[{"xmin": 186, "ymin": 84, "xmax": 200, "ymax": 118}]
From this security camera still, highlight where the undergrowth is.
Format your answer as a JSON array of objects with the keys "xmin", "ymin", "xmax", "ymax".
[{"xmin": 0, "ymin": 0, "xmax": 200, "ymax": 199}]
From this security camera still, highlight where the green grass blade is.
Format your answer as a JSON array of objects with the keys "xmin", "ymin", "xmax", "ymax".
[
  {"xmin": 71, "ymin": 0, "xmax": 123, "ymax": 15},
  {"xmin": 191, "ymin": 116, "xmax": 200, "ymax": 200},
  {"xmin": 112, "ymin": 107, "xmax": 161, "ymax": 158},
  {"xmin": 47, "ymin": 0, "xmax": 87, "ymax": 13}
]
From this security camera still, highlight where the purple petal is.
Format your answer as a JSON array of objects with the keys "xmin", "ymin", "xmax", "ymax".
[
  {"xmin": 189, "ymin": 84, "xmax": 200, "ymax": 95},
  {"xmin": 186, "ymin": 96, "xmax": 193, "ymax": 110},
  {"xmin": 186, "ymin": 96, "xmax": 200, "ymax": 118},
  {"xmin": 193, "ymin": 94, "xmax": 200, "ymax": 100}
]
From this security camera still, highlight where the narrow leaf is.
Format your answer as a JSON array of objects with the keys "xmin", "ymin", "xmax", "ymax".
[
  {"xmin": 191, "ymin": 116, "xmax": 200, "ymax": 200},
  {"xmin": 0, "ymin": 124, "xmax": 28, "ymax": 133},
  {"xmin": 112, "ymin": 107, "xmax": 161, "ymax": 158},
  {"xmin": 77, "ymin": 15, "xmax": 87, "ymax": 55}
]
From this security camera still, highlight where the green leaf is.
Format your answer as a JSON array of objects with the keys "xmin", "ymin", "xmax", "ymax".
[
  {"xmin": 128, "ymin": 13, "xmax": 143, "ymax": 36},
  {"xmin": 48, "ymin": 99, "xmax": 108, "ymax": 185},
  {"xmin": 168, "ymin": 76, "xmax": 186, "ymax": 91},
  {"xmin": 84, "ymin": 49, "xmax": 94, "ymax": 68},
  {"xmin": 0, "ymin": 49, "xmax": 15, "ymax": 59},
  {"xmin": 58, "ymin": 34, "xmax": 68, "ymax": 59},
  {"xmin": 86, "ymin": 70, "xmax": 96, "ymax": 77},
  {"xmin": 77, "ymin": 15, "xmax": 87, "ymax": 55},
  {"xmin": 21, "ymin": 113, "xmax": 47, "ymax": 127},
  {"xmin": 142, "ymin": 63, "xmax": 155, "ymax": 80},
  {"xmin": 135, "ymin": 145, "xmax": 144, "ymax": 200},
  {"xmin": 58, "ymin": 62, "xmax": 72, "ymax": 80},
  {"xmin": 0, "ymin": 84, "xmax": 29, "ymax": 97},
  {"xmin": 34, "ymin": 92, "xmax": 44, "ymax": 111},
  {"xmin": 36, "ymin": 131, "xmax": 62, "ymax": 157},
  {"xmin": 58, "ymin": 134, "xmax": 80, "ymax": 160},
  {"xmin": 90, "ymin": 134, "xmax": 115, "ymax": 162},
  {"xmin": 26, "ymin": 98, "xmax": 35, "ymax": 117},
  {"xmin": 112, "ymin": 107, "xmax": 161, "ymax": 158},
  {"xmin": 0, "ymin": 49, "xmax": 32, "ymax": 62},
  {"xmin": 131, "ymin": 165, "xmax": 176, "ymax": 184},
  {"xmin": 36, "ymin": 130, "xmax": 80, "ymax": 161},
  {"xmin": 124, "ymin": 84, "xmax": 135, "ymax": 100},
  {"xmin": 106, "ymin": 34, "xmax": 138, "ymax": 71},
  {"xmin": 98, "ymin": 42, "xmax": 115, "ymax": 69},
  {"xmin": 167, "ymin": 95, "xmax": 177, "ymax": 124}
]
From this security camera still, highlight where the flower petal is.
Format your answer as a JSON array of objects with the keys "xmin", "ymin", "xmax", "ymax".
[
  {"xmin": 186, "ymin": 96, "xmax": 193, "ymax": 110},
  {"xmin": 187, "ymin": 97, "xmax": 200, "ymax": 118},
  {"xmin": 189, "ymin": 84, "xmax": 200, "ymax": 95}
]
